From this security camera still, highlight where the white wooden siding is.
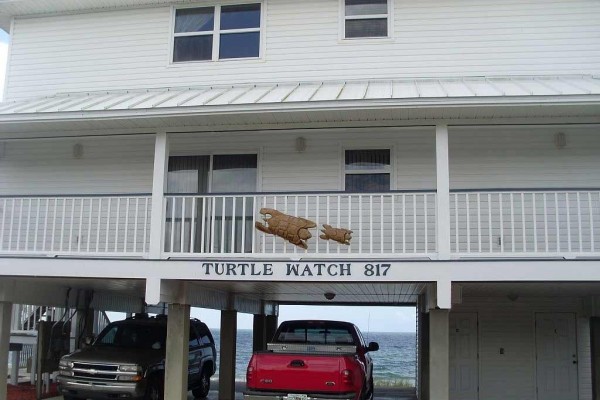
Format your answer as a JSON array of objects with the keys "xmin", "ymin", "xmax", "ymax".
[
  {"xmin": 453, "ymin": 297, "xmax": 592, "ymax": 400},
  {"xmin": 6, "ymin": 0, "xmax": 600, "ymax": 100},
  {"xmin": 0, "ymin": 126, "xmax": 598, "ymax": 197},
  {"xmin": 0, "ymin": 135, "xmax": 155, "ymax": 195}
]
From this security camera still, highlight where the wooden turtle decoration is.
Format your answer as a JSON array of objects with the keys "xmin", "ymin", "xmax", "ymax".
[
  {"xmin": 255, "ymin": 208, "xmax": 317, "ymax": 249},
  {"xmin": 320, "ymin": 224, "xmax": 353, "ymax": 245}
]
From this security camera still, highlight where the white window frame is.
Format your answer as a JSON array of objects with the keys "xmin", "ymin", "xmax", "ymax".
[
  {"xmin": 342, "ymin": 148, "xmax": 394, "ymax": 192},
  {"xmin": 171, "ymin": 1, "xmax": 264, "ymax": 63},
  {"xmin": 339, "ymin": 0, "xmax": 393, "ymax": 40}
]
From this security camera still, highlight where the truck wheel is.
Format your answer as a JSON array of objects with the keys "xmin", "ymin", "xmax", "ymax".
[
  {"xmin": 192, "ymin": 368, "xmax": 211, "ymax": 399},
  {"xmin": 145, "ymin": 376, "xmax": 164, "ymax": 400},
  {"xmin": 361, "ymin": 376, "xmax": 374, "ymax": 400}
]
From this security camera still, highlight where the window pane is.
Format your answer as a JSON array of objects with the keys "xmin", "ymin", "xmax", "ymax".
[
  {"xmin": 219, "ymin": 32, "xmax": 260, "ymax": 59},
  {"xmin": 173, "ymin": 36, "xmax": 213, "ymax": 62},
  {"xmin": 345, "ymin": 18, "xmax": 388, "ymax": 38},
  {"xmin": 212, "ymin": 154, "xmax": 258, "ymax": 193},
  {"xmin": 175, "ymin": 7, "xmax": 214, "ymax": 33},
  {"xmin": 221, "ymin": 4, "xmax": 261, "ymax": 30},
  {"xmin": 345, "ymin": 174, "xmax": 390, "ymax": 192},
  {"xmin": 345, "ymin": 149, "xmax": 390, "ymax": 170},
  {"xmin": 345, "ymin": 0, "xmax": 387, "ymax": 16},
  {"xmin": 168, "ymin": 156, "xmax": 210, "ymax": 193}
]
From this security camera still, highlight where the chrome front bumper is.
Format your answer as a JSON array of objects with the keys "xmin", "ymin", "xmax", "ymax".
[
  {"xmin": 57, "ymin": 375, "xmax": 147, "ymax": 399},
  {"xmin": 244, "ymin": 390, "xmax": 357, "ymax": 400}
]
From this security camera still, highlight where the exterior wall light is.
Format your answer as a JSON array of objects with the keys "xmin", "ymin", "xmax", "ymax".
[
  {"xmin": 295, "ymin": 137, "xmax": 307, "ymax": 152},
  {"xmin": 554, "ymin": 132, "xmax": 567, "ymax": 149},
  {"xmin": 324, "ymin": 292, "xmax": 336, "ymax": 300}
]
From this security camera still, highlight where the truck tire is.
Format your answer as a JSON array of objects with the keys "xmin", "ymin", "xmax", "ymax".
[
  {"xmin": 192, "ymin": 368, "xmax": 211, "ymax": 399},
  {"xmin": 145, "ymin": 376, "xmax": 164, "ymax": 400},
  {"xmin": 361, "ymin": 376, "xmax": 374, "ymax": 400}
]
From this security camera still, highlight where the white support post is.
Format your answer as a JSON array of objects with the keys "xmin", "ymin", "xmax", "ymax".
[
  {"xmin": 429, "ymin": 309, "xmax": 449, "ymax": 400},
  {"xmin": 149, "ymin": 131, "xmax": 169, "ymax": 259},
  {"xmin": 436, "ymin": 124, "xmax": 451, "ymax": 260},
  {"xmin": 219, "ymin": 310, "xmax": 238, "ymax": 400},
  {"xmin": 165, "ymin": 303, "xmax": 190, "ymax": 400},
  {"xmin": 0, "ymin": 302, "xmax": 13, "ymax": 400}
]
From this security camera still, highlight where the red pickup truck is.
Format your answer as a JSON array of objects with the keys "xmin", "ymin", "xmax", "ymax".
[{"xmin": 244, "ymin": 320, "xmax": 379, "ymax": 400}]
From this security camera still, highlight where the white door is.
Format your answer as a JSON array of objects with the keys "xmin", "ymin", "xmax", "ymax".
[
  {"xmin": 450, "ymin": 313, "xmax": 479, "ymax": 400},
  {"xmin": 535, "ymin": 313, "xmax": 578, "ymax": 400}
]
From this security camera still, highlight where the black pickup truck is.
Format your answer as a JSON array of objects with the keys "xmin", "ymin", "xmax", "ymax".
[{"xmin": 57, "ymin": 314, "xmax": 217, "ymax": 400}]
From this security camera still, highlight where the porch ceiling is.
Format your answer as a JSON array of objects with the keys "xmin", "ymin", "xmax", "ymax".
[{"xmin": 0, "ymin": 76, "xmax": 599, "ymax": 136}]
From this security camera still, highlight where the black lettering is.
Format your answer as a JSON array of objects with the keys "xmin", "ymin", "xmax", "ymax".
[
  {"xmin": 301, "ymin": 265, "xmax": 313, "ymax": 276},
  {"xmin": 215, "ymin": 263, "xmax": 225, "ymax": 275},
  {"xmin": 287, "ymin": 263, "xmax": 300, "ymax": 276},
  {"xmin": 251, "ymin": 263, "xmax": 262, "ymax": 275},
  {"xmin": 238, "ymin": 263, "xmax": 248, "ymax": 275},
  {"xmin": 340, "ymin": 263, "xmax": 351, "ymax": 276},
  {"xmin": 202, "ymin": 263, "xmax": 212, "ymax": 275},
  {"xmin": 314, "ymin": 263, "xmax": 325, "ymax": 276},
  {"xmin": 226, "ymin": 263, "xmax": 237, "ymax": 276},
  {"xmin": 327, "ymin": 264, "xmax": 339, "ymax": 276},
  {"xmin": 264, "ymin": 263, "xmax": 273, "ymax": 276}
]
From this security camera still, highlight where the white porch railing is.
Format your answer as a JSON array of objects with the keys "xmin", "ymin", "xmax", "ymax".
[
  {"xmin": 450, "ymin": 190, "xmax": 600, "ymax": 257},
  {"xmin": 0, "ymin": 195, "xmax": 152, "ymax": 257},
  {"xmin": 164, "ymin": 192, "xmax": 437, "ymax": 258}
]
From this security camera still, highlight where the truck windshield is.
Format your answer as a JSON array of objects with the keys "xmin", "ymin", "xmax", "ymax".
[
  {"xmin": 275, "ymin": 322, "xmax": 356, "ymax": 345},
  {"xmin": 95, "ymin": 323, "xmax": 166, "ymax": 349}
]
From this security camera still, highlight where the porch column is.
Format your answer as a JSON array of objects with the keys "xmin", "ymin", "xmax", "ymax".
[
  {"xmin": 0, "ymin": 302, "xmax": 13, "ymax": 400},
  {"xmin": 436, "ymin": 124, "xmax": 451, "ymax": 260},
  {"xmin": 165, "ymin": 303, "xmax": 190, "ymax": 400},
  {"xmin": 149, "ymin": 130, "xmax": 169, "ymax": 259},
  {"xmin": 219, "ymin": 310, "xmax": 237, "ymax": 400},
  {"xmin": 253, "ymin": 314, "xmax": 267, "ymax": 352},
  {"xmin": 429, "ymin": 309, "xmax": 449, "ymax": 400}
]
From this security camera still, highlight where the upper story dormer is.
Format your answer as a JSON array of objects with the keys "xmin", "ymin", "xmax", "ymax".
[{"xmin": 1, "ymin": 0, "xmax": 599, "ymax": 101}]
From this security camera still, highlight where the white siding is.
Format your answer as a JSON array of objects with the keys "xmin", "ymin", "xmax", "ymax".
[
  {"xmin": 450, "ymin": 126, "xmax": 600, "ymax": 190},
  {"xmin": 453, "ymin": 297, "xmax": 591, "ymax": 400},
  {"xmin": 0, "ymin": 135, "xmax": 155, "ymax": 195},
  {"xmin": 6, "ymin": 0, "xmax": 600, "ymax": 100}
]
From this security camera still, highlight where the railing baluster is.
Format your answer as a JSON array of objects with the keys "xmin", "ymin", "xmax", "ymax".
[
  {"xmin": 510, "ymin": 193, "xmax": 515, "ymax": 253},
  {"xmin": 114, "ymin": 198, "xmax": 121, "ymax": 253},
  {"xmin": 327, "ymin": 195, "xmax": 331, "ymax": 254},
  {"xmin": 240, "ymin": 197, "xmax": 246, "ymax": 254},
  {"xmin": 487, "ymin": 194, "xmax": 492, "ymax": 253},
  {"xmin": 358, "ymin": 196, "xmax": 363, "ymax": 254},
  {"xmin": 337, "ymin": 195, "xmax": 341, "ymax": 255},
  {"xmin": 370, "ymin": 195, "xmax": 374, "ymax": 254},
  {"xmin": 87, "ymin": 198, "xmax": 93, "ymax": 252},
  {"xmin": 293, "ymin": 196, "xmax": 299, "ymax": 255},
  {"xmin": 402, "ymin": 195, "xmax": 406, "ymax": 254},
  {"xmin": 380, "ymin": 195, "xmax": 384, "ymax": 254},
  {"xmin": 423, "ymin": 194, "xmax": 428, "ymax": 255},
  {"xmin": 68, "ymin": 198, "xmax": 75, "ymax": 252},
  {"xmin": 231, "ymin": 196, "xmax": 237, "ymax": 254},
  {"xmin": 122, "ymin": 198, "xmax": 130, "ymax": 253},
  {"xmin": 0, "ymin": 198, "xmax": 6, "ymax": 251},
  {"xmin": 521, "ymin": 193, "xmax": 526, "ymax": 253},
  {"xmin": 466, "ymin": 194, "xmax": 471, "ymax": 254},
  {"xmin": 391, "ymin": 195, "xmax": 395, "ymax": 254},
  {"xmin": 476, "ymin": 193, "xmax": 481, "ymax": 253},
  {"xmin": 105, "ymin": 198, "xmax": 111, "ymax": 252},
  {"xmin": 96, "ymin": 198, "xmax": 102, "ymax": 253},
  {"xmin": 42, "ymin": 199, "xmax": 49, "ymax": 252},
  {"xmin": 251, "ymin": 196, "xmax": 258, "ymax": 254},
  {"xmin": 577, "ymin": 192, "xmax": 583, "ymax": 252},
  {"xmin": 272, "ymin": 196, "xmax": 278, "ymax": 254},
  {"xmin": 17, "ymin": 198, "xmax": 24, "ymax": 251},
  {"xmin": 283, "ymin": 196, "xmax": 288, "ymax": 254},
  {"xmin": 171, "ymin": 197, "xmax": 177, "ymax": 253},
  {"xmin": 133, "ymin": 198, "xmax": 139, "ymax": 254},
  {"xmin": 555, "ymin": 192, "xmax": 560, "ymax": 253},
  {"xmin": 543, "ymin": 193, "xmax": 549, "ymax": 252},
  {"xmin": 190, "ymin": 197, "xmax": 196, "ymax": 254},
  {"xmin": 315, "ymin": 196, "xmax": 319, "ymax": 254},
  {"xmin": 453, "ymin": 194, "xmax": 458, "ymax": 253},
  {"xmin": 589, "ymin": 192, "xmax": 595, "ymax": 253},
  {"xmin": 180, "ymin": 197, "xmax": 186, "ymax": 254},
  {"xmin": 144, "ymin": 197, "xmax": 149, "ymax": 254},
  {"xmin": 348, "ymin": 195, "xmax": 352, "ymax": 255},
  {"xmin": 413, "ymin": 195, "xmax": 417, "ymax": 254},
  {"xmin": 201, "ymin": 197, "xmax": 207, "ymax": 254},
  {"xmin": 532, "ymin": 193, "xmax": 538, "ymax": 253},
  {"xmin": 498, "ymin": 193, "xmax": 503, "ymax": 254},
  {"xmin": 566, "ymin": 192, "xmax": 572, "ymax": 253},
  {"xmin": 60, "ymin": 198, "xmax": 66, "ymax": 252},
  {"xmin": 77, "ymin": 198, "xmax": 84, "ymax": 253}
]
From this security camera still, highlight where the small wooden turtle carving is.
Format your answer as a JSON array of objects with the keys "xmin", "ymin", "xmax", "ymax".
[
  {"xmin": 255, "ymin": 208, "xmax": 317, "ymax": 249},
  {"xmin": 320, "ymin": 224, "xmax": 353, "ymax": 245}
]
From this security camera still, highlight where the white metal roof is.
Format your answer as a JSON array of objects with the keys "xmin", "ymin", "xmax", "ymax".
[
  {"xmin": 0, "ymin": 76, "xmax": 599, "ymax": 136},
  {"xmin": 1, "ymin": 76, "xmax": 599, "ymax": 116}
]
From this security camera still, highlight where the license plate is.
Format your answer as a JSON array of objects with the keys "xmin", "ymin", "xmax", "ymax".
[{"xmin": 287, "ymin": 394, "xmax": 308, "ymax": 400}]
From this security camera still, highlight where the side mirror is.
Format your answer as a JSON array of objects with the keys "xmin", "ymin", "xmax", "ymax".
[
  {"xmin": 367, "ymin": 341, "xmax": 379, "ymax": 352},
  {"xmin": 83, "ymin": 335, "xmax": 95, "ymax": 347}
]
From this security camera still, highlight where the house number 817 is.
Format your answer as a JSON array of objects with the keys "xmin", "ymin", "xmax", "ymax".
[{"xmin": 364, "ymin": 264, "xmax": 391, "ymax": 277}]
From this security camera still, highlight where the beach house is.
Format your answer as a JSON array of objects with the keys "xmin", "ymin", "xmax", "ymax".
[{"xmin": 0, "ymin": 1, "xmax": 599, "ymax": 399}]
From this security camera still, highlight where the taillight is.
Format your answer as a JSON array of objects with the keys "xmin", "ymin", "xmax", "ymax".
[
  {"xmin": 247, "ymin": 366, "xmax": 254, "ymax": 386},
  {"xmin": 341, "ymin": 369, "xmax": 353, "ymax": 386}
]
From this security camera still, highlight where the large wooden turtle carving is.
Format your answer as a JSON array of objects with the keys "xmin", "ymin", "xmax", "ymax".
[{"xmin": 255, "ymin": 208, "xmax": 317, "ymax": 249}]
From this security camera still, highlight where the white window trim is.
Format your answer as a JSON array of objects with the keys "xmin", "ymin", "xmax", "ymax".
[
  {"xmin": 342, "ymin": 147, "xmax": 394, "ymax": 192},
  {"xmin": 170, "ymin": 1, "xmax": 265, "ymax": 64},
  {"xmin": 339, "ymin": 0, "xmax": 394, "ymax": 41}
]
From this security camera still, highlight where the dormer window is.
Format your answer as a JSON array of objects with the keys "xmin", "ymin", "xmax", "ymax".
[
  {"xmin": 173, "ymin": 3, "xmax": 262, "ymax": 63},
  {"xmin": 343, "ymin": 0, "xmax": 390, "ymax": 39}
]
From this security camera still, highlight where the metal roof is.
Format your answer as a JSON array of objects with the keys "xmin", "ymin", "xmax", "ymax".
[{"xmin": 1, "ymin": 76, "xmax": 599, "ymax": 117}]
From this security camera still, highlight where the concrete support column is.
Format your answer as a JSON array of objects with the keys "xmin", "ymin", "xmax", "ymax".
[
  {"xmin": 436, "ymin": 124, "xmax": 451, "ymax": 260},
  {"xmin": 219, "ymin": 310, "xmax": 237, "ymax": 400},
  {"xmin": 149, "ymin": 131, "xmax": 169, "ymax": 259},
  {"xmin": 165, "ymin": 303, "xmax": 190, "ymax": 400},
  {"xmin": 266, "ymin": 315, "xmax": 278, "ymax": 343},
  {"xmin": 252, "ymin": 314, "xmax": 267, "ymax": 352},
  {"xmin": 0, "ymin": 302, "xmax": 13, "ymax": 400},
  {"xmin": 429, "ymin": 309, "xmax": 449, "ymax": 400}
]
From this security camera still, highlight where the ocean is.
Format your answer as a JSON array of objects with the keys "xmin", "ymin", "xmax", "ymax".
[{"xmin": 212, "ymin": 329, "xmax": 416, "ymax": 387}]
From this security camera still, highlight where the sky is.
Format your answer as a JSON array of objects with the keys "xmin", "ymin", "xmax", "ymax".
[{"xmin": 0, "ymin": 30, "xmax": 416, "ymax": 333}]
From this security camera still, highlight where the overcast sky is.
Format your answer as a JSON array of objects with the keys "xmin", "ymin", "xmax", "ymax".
[{"xmin": 0, "ymin": 32, "xmax": 416, "ymax": 333}]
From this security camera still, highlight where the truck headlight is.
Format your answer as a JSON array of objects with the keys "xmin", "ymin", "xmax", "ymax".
[
  {"xmin": 117, "ymin": 375, "xmax": 143, "ymax": 382},
  {"xmin": 59, "ymin": 359, "xmax": 73, "ymax": 369},
  {"xmin": 118, "ymin": 364, "xmax": 142, "ymax": 373}
]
